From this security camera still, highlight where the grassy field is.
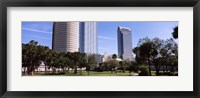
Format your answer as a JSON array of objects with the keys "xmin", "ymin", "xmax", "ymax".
[
  {"xmin": 33, "ymin": 71, "xmax": 137, "ymax": 76},
  {"xmin": 31, "ymin": 71, "xmax": 177, "ymax": 76}
]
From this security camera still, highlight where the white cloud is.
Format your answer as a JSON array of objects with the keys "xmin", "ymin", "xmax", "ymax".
[
  {"xmin": 98, "ymin": 36, "xmax": 116, "ymax": 40},
  {"xmin": 22, "ymin": 28, "xmax": 52, "ymax": 34}
]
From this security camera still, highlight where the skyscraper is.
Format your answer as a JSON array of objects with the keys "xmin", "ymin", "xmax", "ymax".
[
  {"xmin": 52, "ymin": 22, "xmax": 79, "ymax": 53},
  {"xmin": 79, "ymin": 22, "xmax": 97, "ymax": 54},
  {"xmin": 117, "ymin": 26, "xmax": 133, "ymax": 60}
]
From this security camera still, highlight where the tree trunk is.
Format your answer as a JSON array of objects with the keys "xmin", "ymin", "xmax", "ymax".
[
  {"xmin": 37, "ymin": 68, "xmax": 39, "ymax": 74},
  {"xmin": 27, "ymin": 66, "xmax": 34, "ymax": 75},
  {"xmin": 162, "ymin": 65, "xmax": 165, "ymax": 74},
  {"xmin": 170, "ymin": 66, "xmax": 174, "ymax": 75},
  {"xmin": 27, "ymin": 67, "xmax": 30, "ymax": 75},
  {"xmin": 155, "ymin": 66, "xmax": 160, "ymax": 76},
  {"xmin": 123, "ymin": 67, "xmax": 125, "ymax": 73},
  {"xmin": 148, "ymin": 58, "xmax": 151, "ymax": 76},
  {"xmin": 64, "ymin": 67, "xmax": 66, "ymax": 73},
  {"xmin": 74, "ymin": 66, "xmax": 77, "ymax": 74},
  {"xmin": 31, "ymin": 71, "xmax": 34, "ymax": 76},
  {"xmin": 80, "ymin": 67, "xmax": 82, "ymax": 75},
  {"xmin": 44, "ymin": 62, "xmax": 47, "ymax": 74},
  {"xmin": 67, "ymin": 67, "xmax": 70, "ymax": 73},
  {"xmin": 23, "ymin": 67, "xmax": 26, "ymax": 75},
  {"xmin": 52, "ymin": 67, "xmax": 56, "ymax": 74}
]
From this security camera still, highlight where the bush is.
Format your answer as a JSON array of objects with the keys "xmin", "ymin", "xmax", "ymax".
[{"xmin": 139, "ymin": 66, "xmax": 149, "ymax": 76}]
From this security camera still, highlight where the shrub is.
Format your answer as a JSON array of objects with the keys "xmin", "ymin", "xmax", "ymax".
[{"xmin": 139, "ymin": 66, "xmax": 149, "ymax": 76}]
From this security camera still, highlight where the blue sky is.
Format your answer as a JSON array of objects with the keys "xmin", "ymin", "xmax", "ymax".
[{"xmin": 22, "ymin": 21, "xmax": 178, "ymax": 55}]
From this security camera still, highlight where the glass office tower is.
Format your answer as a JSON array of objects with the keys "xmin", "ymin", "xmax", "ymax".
[
  {"xmin": 117, "ymin": 26, "xmax": 133, "ymax": 60},
  {"xmin": 79, "ymin": 22, "xmax": 97, "ymax": 54}
]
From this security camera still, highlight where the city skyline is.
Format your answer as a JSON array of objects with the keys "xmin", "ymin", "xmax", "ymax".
[{"xmin": 22, "ymin": 21, "xmax": 178, "ymax": 55}]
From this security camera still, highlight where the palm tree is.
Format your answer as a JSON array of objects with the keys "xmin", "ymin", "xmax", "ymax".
[
  {"xmin": 172, "ymin": 26, "xmax": 178, "ymax": 39},
  {"xmin": 112, "ymin": 54, "xmax": 117, "ymax": 59}
]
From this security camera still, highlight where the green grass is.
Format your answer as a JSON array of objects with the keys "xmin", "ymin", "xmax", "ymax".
[
  {"xmin": 151, "ymin": 71, "xmax": 178, "ymax": 76},
  {"xmin": 31, "ymin": 71, "xmax": 178, "ymax": 76},
  {"xmin": 33, "ymin": 71, "xmax": 136, "ymax": 76}
]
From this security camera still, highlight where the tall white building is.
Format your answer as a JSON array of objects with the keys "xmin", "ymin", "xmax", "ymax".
[
  {"xmin": 52, "ymin": 22, "xmax": 79, "ymax": 52},
  {"xmin": 117, "ymin": 26, "xmax": 133, "ymax": 60},
  {"xmin": 79, "ymin": 22, "xmax": 97, "ymax": 54}
]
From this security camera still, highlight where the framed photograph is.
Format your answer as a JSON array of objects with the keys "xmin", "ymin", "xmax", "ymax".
[{"xmin": 0, "ymin": 0, "xmax": 199, "ymax": 98}]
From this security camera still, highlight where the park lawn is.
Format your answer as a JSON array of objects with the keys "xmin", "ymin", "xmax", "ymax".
[
  {"xmin": 151, "ymin": 71, "xmax": 178, "ymax": 76},
  {"xmin": 32, "ymin": 71, "xmax": 177, "ymax": 76},
  {"xmin": 33, "ymin": 71, "xmax": 136, "ymax": 76}
]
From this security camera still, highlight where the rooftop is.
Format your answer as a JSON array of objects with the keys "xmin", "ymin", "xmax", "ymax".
[{"xmin": 118, "ymin": 26, "xmax": 131, "ymax": 31}]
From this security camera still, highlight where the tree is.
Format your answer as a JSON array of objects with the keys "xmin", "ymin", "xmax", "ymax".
[
  {"xmin": 22, "ymin": 40, "xmax": 40, "ymax": 75},
  {"xmin": 78, "ymin": 53, "xmax": 87, "ymax": 74},
  {"xmin": 70, "ymin": 52, "xmax": 82, "ymax": 74},
  {"xmin": 106, "ymin": 59, "xmax": 119, "ymax": 73},
  {"xmin": 87, "ymin": 54, "xmax": 97, "ymax": 75},
  {"xmin": 119, "ymin": 61, "xmax": 126, "ymax": 73},
  {"xmin": 102, "ymin": 61, "xmax": 109, "ymax": 71},
  {"xmin": 133, "ymin": 37, "xmax": 165, "ymax": 76},
  {"xmin": 138, "ymin": 66, "xmax": 149, "ymax": 76},
  {"xmin": 125, "ymin": 60, "xmax": 137, "ymax": 75},
  {"xmin": 49, "ymin": 51, "xmax": 59, "ymax": 74},
  {"xmin": 22, "ymin": 43, "xmax": 28, "ymax": 75},
  {"xmin": 160, "ymin": 48, "xmax": 168, "ymax": 73},
  {"xmin": 133, "ymin": 47, "xmax": 146, "ymax": 65},
  {"xmin": 66, "ymin": 52, "xmax": 74, "ymax": 72},
  {"xmin": 171, "ymin": 43, "xmax": 178, "ymax": 74},
  {"xmin": 22, "ymin": 40, "xmax": 55, "ymax": 75},
  {"xmin": 36, "ymin": 45, "xmax": 50, "ymax": 74},
  {"xmin": 172, "ymin": 26, "xmax": 178, "ymax": 39},
  {"xmin": 153, "ymin": 57, "xmax": 162, "ymax": 76},
  {"xmin": 151, "ymin": 38, "xmax": 164, "ymax": 75},
  {"xmin": 112, "ymin": 54, "xmax": 117, "ymax": 59},
  {"xmin": 163, "ymin": 38, "xmax": 177, "ymax": 73},
  {"xmin": 57, "ymin": 52, "xmax": 67, "ymax": 73},
  {"xmin": 138, "ymin": 41, "xmax": 158, "ymax": 76},
  {"xmin": 129, "ymin": 61, "xmax": 139, "ymax": 75},
  {"xmin": 167, "ymin": 55, "xmax": 177, "ymax": 75}
]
